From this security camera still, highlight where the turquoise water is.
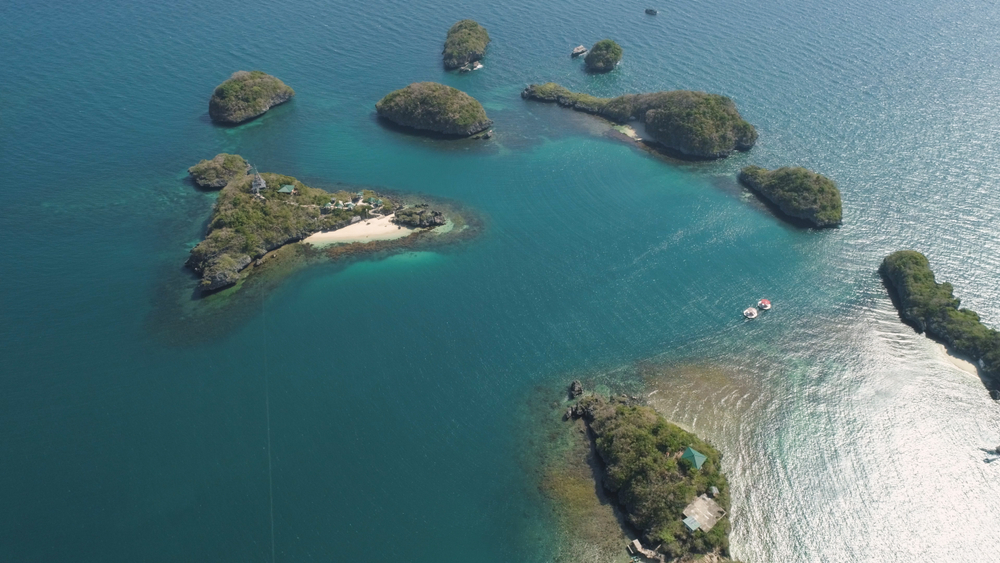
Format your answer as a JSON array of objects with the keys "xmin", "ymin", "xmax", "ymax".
[{"xmin": 3, "ymin": 0, "xmax": 1000, "ymax": 560}]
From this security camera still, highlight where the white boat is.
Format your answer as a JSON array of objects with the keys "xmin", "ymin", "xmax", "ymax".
[
  {"xmin": 743, "ymin": 307, "xmax": 758, "ymax": 319},
  {"xmin": 758, "ymin": 298, "xmax": 771, "ymax": 310}
]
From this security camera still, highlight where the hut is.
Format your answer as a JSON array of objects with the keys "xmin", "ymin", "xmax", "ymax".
[
  {"xmin": 681, "ymin": 447, "xmax": 707, "ymax": 470},
  {"xmin": 277, "ymin": 185, "xmax": 296, "ymax": 194}
]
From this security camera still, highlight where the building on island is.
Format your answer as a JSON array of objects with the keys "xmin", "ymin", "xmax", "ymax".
[
  {"xmin": 277, "ymin": 184, "xmax": 296, "ymax": 194},
  {"xmin": 681, "ymin": 447, "xmax": 707, "ymax": 470},
  {"xmin": 682, "ymin": 494, "xmax": 726, "ymax": 533}
]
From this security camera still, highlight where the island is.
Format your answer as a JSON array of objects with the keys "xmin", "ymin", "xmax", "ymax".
[
  {"xmin": 188, "ymin": 153, "xmax": 250, "ymax": 189},
  {"xmin": 442, "ymin": 19, "xmax": 490, "ymax": 70},
  {"xmin": 880, "ymin": 250, "xmax": 1000, "ymax": 392},
  {"xmin": 564, "ymin": 386, "xmax": 737, "ymax": 562},
  {"xmin": 376, "ymin": 82, "xmax": 492, "ymax": 137},
  {"xmin": 737, "ymin": 165, "xmax": 842, "ymax": 227},
  {"xmin": 208, "ymin": 71, "xmax": 295, "ymax": 124},
  {"xmin": 522, "ymin": 83, "xmax": 757, "ymax": 159},
  {"xmin": 584, "ymin": 39, "xmax": 623, "ymax": 73},
  {"xmin": 186, "ymin": 166, "xmax": 444, "ymax": 291}
]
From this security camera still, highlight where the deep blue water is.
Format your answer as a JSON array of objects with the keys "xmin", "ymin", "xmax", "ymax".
[{"xmin": 2, "ymin": 0, "xmax": 1000, "ymax": 561}]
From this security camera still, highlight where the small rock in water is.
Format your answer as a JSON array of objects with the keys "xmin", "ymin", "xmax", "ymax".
[{"xmin": 568, "ymin": 380, "xmax": 583, "ymax": 399}]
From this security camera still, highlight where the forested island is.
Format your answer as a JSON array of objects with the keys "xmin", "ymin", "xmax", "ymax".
[
  {"xmin": 186, "ymin": 160, "xmax": 445, "ymax": 291},
  {"xmin": 565, "ymin": 388, "xmax": 737, "ymax": 562},
  {"xmin": 208, "ymin": 71, "xmax": 295, "ymax": 124},
  {"xmin": 880, "ymin": 251, "xmax": 1000, "ymax": 391},
  {"xmin": 188, "ymin": 153, "xmax": 249, "ymax": 189},
  {"xmin": 376, "ymin": 82, "xmax": 492, "ymax": 136},
  {"xmin": 442, "ymin": 20, "xmax": 490, "ymax": 70},
  {"xmin": 521, "ymin": 83, "xmax": 756, "ymax": 159},
  {"xmin": 738, "ymin": 165, "xmax": 842, "ymax": 227},
  {"xmin": 584, "ymin": 39, "xmax": 623, "ymax": 72}
]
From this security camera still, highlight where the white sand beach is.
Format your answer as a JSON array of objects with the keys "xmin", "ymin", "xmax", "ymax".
[
  {"xmin": 302, "ymin": 214, "xmax": 414, "ymax": 247},
  {"xmin": 935, "ymin": 342, "xmax": 979, "ymax": 376}
]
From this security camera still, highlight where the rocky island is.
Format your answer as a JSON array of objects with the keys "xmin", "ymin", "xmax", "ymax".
[
  {"xmin": 564, "ymin": 386, "xmax": 738, "ymax": 562},
  {"xmin": 188, "ymin": 153, "xmax": 250, "ymax": 189},
  {"xmin": 522, "ymin": 83, "xmax": 757, "ymax": 159},
  {"xmin": 584, "ymin": 39, "xmax": 623, "ymax": 73},
  {"xmin": 186, "ymin": 164, "xmax": 444, "ymax": 291},
  {"xmin": 376, "ymin": 82, "xmax": 492, "ymax": 137},
  {"xmin": 208, "ymin": 71, "xmax": 295, "ymax": 124},
  {"xmin": 738, "ymin": 165, "xmax": 842, "ymax": 227},
  {"xmin": 880, "ymin": 251, "xmax": 1000, "ymax": 393},
  {"xmin": 442, "ymin": 19, "xmax": 490, "ymax": 70}
]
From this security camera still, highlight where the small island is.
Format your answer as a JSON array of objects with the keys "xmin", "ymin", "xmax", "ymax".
[
  {"xmin": 208, "ymin": 71, "xmax": 295, "ymax": 124},
  {"xmin": 186, "ymin": 165, "xmax": 444, "ymax": 291},
  {"xmin": 376, "ymin": 82, "xmax": 492, "ymax": 137},
  {"xmin": 522, "ymin": 83, "xmax": 757, "ymax": 159},
  {"xmin": 880, "ymin": 251, "xmax": 1000, "ymax": 391},
  {"xmin": 188, "ymin": 153, "xmax": 250, "ymax": 189},
  {"xmin": 584, "ymin": 39, "xmax": 623, "ymax": 73},
  {"xmin": 442, "ymin": 19, "xmax": 490, "ymax": 70},
  {"xmin": 565, "ymin": 387, "xmax": 737, "ymax": 561},
  {"xmin": 738, "ymin": 165, "xmax": 842, "ymax": 227}
]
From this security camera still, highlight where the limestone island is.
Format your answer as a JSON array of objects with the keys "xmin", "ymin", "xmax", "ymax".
[
  {"xmin": 564, "ymin": 384, "xmax": 738, "ymax": 562},
  {"xmin": 738, "ymin": 165, "xmax": 842, "ymax": 228},
  {"xmin": 188, "ymin": 153, "xmax": 250, "ymax": 189},
  {"xmin": 880, "ymin": 250, "xmax": 1000, "ymax": 393},
  {"xmin": 442, "ymin": 19, "xmax": 490, "ymax": 70},
  {"xmin": 376, "ymin": 82, "xmax": 492, "ymax": 137},
  {"xmin": 584, "ymin": 39, "xmax": 623, "ymax": 73},
  {"xmin": 208, "ymin": 71, "xmax": 295, "ymax": 124},
  {"xmin": 186, "ymin": 162, "xmax": 446, "ymax": 291},
  {"xmin": 521, "ymin": 83, "xmax": 756, "ymax": 159}
]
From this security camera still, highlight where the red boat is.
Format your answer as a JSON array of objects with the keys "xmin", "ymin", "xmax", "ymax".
[{"xmin": 758, "ymin": 298, "xmax": 772, "ymax": 311}]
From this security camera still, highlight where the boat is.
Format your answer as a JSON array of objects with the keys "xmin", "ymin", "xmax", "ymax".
[
  {"xmin": 758, "ymin": 298, "xmax": 771, "ymax": 310},
  {"xmin": 743, "ymin": 307, "xmax": 758, "ymax": 319},
  {"xmin": 645, "ymin": 8, "xmax": 658, "ymax": 15},
  {"xmin": 571, "ymin": 45, "xmax": 587, "ymax": 58}
]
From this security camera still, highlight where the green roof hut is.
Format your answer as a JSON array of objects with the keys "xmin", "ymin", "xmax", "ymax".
[
  {"xmin": 683, "ymin": 516, "xmax": 701, "ymax": 532},
  {"xmin": 278, "ymin": 185, "xmax": 296, "ymax": 194},
  {"xmin": 681, "ymin": 447, "xmax": 707, "ymax": 470}
]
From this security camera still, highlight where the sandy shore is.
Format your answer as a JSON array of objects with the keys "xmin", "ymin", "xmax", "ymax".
[
  {"xmin": 302, "ymin": 214, "xmax": 414, "ymax": 247},
  {"xmin": 935, "ymin": 343, "xmax": 980, "ymax": 376}
]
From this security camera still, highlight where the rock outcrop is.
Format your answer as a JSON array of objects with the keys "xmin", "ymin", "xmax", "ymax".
[
  {"xmin": 393, "ymin": 204, "xmax": 446, "ymax": 228},
  {"xmin": 376, "ymin": 82, "xmax": 492, "ymax": 137},
  {"xmin": 738, "ymin": 165, "xmax": 842, "ymax": 227},
  {"xmin": 522, "ymin": 83, "xmax": 757, "ymax": 159},
  {"xmin": 568, "ymin": 380, "xmax": 583, "ymax": 399},
  {"xmin": 584, "ymin": 39, "xmax": 622, "ymax": 72},
  {"xmin": 188, "ymin": 153, "xmax": 250, "ymax": 189},
  {"xmin": 443, "ymin": 20, "xmax": 491, "ymax": 70},
  {"xmin": 208, "ymin": 71, "xmax": 295, "ymax": 124}
]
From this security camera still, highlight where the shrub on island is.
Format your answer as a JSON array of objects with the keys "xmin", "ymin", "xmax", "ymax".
[
  {"xmin": 208, "ymin": 71, "xmax": 295, "ymax": 124},
  {"xmin": 584, "ymin": 39, "xmax": 623, "ymax": 72},
  {"xmin": 443, "ymin": 20, "xmax": 490, "ymax": 70},
  {"xmin": 521, "ymin": 83, "xmax": 756, "ymax": 158},
  {"xmin": 376, "ymin": 82, "xmax": 492, "ymax": 137},
  {"xmin": 188, "ymin": 153, "xmax": 250, "ymax": 189},
  {"xmin": 880, "ymin": 250, "xmax": 1000, "ymax": 385},
  {"xmin": 738, "ymin": 166, "xmax": 842, "ymax": 227},
  {"xmin": 573, "ymin": 394, "xmax": 733, "ymax": 560}
]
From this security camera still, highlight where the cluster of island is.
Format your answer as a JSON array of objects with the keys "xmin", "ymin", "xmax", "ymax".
[{"xmin": 183, "ymin": 14, "xmax": 998, "ymax": 563}]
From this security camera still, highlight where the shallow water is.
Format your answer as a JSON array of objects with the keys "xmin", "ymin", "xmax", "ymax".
[{"xmin": 2, "ymin": 0, "xmax": 1000, "ymax": 560}]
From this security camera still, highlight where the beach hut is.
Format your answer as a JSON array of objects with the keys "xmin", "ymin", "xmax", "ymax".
[{"xmin": 681, "ymin": 447, "xmax": 707, "ymax": 470}]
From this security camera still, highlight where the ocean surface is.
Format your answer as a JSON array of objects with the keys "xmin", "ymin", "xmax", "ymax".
[{"xmin": 2, "ymin": 0, "xmax": 1000, "ymax": 561}]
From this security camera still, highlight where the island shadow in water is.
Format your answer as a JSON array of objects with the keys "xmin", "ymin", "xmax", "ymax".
[
  {"xmin": 372, "ymin": 113, "xmax": 500, "ymax": 153},
  {"xmin": 143, "ymin": 191, "xmax": 486, "ymax": 347}
]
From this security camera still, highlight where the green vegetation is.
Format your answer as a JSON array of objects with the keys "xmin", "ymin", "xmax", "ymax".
[
  {"xmin": 880, "ymin": 251, "xmax": 1000, "ymax": 382},
  {"xmin": 442, "ymin": 19, "xmax": 490, "ymax": 70},
  {"xmin": 738, "ymin": 166, "xmax": 842, "ymax": 227},
  {"xmin": 188, "ymin": 153, "xmax": 249, "ymax": 189},
  {"xmin": 577, "ymin": 395, "xmax": 733, "ymax": 559},
  {"xmin": 208, "ymin": 71, "xmax": 295, "ymax": 124},
  {"xmin": 522, "ymin": 84, "xmax": 757, "ymax": 158},
  {"xmin": 187, "ymin": 172, "xmax": 396, "ymax": 290},
  {"xmin": 584, "ymin": 39, "xmax": 623, "ymax": 73},
  {"xmin": 376, "ymin": 82, "xmax": 492, "ymax": 136}
]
